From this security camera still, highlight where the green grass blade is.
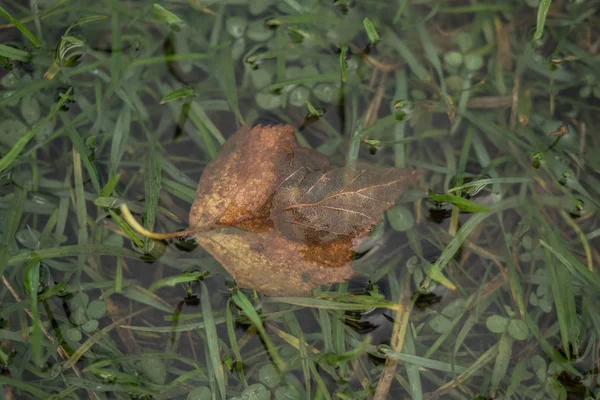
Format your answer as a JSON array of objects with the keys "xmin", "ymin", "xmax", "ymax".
[
  {"xmin": 363, "ymin": 17, "xmax": 380, "ymax": 45},
  {"xmin": 109, "ymin": 105, "xmax": 131, "ymax": 177},
  {"xmin": 143, "ymin": 143, "xmax": 161, "ymax": 251},
  {"xmin": 533, "ymin": 0, "xmax": 552, "ymax": 42},
  {"xmin": 23, "ymin": 257, "xmax": 42, "ymax": 366},
  {"xmin": 8, "ymin": 244, "xmax": 140, "ymax": 265},
  {"xmin": 73, "ymin": 148, "xmax": 89, "ymax": 280},
  {"xmin": 0, "ymin": 188, "xmax": 26, "ymax": 277},
  {"xmin": 416, "ymin": 21, "xmax": 446, "ymax": 95},
  {"xmin": 428, "ymin": 211, "xmax": 492, "ymax": 280},
  {"xmin": 427, "ymin": 194, "xmax": 490, "ymax": 213},
  {"xmin": 232, "ymin": 290, "xmax": 287, "ymax": 371},
  {"xmin": 0, "ymin": 88, "xmax": 71, "ymax": 174},
  {"xmin": 0, "ymin": 44, "xmax": 31, "ymax": 62},
  {"xmin": 149, "ymin": 272, "xmax": 206, "ymax": 292},
  {"xmin": 160, "ymin": 87, "xmax": 194, "ymax": 104},
  {"xmin": 546, "ymin": 248, "xmax": 579, "ymax": 357},
  {"xmin": 226, "ymin": 299, "xmax": 248, "ymax": 388},
  {"xmin": 200, "ymin": 281, "xmax": 227, "ymax": 400},
  {"xmin": 60, "ymin": 113, "xmax": 101, "ymax": 194},
  {"xmin": 0, "ymin": 5, "xmax": 40, "ymax": 47},
  {"xmin": 218, "ymin": 50, "xmax": 244, "ymax": 126},
  {"xmin": 0, "ymin": 376, "xmax": 49, "ymax": 398},
  {"xmin": 385, "ymin": 28, "xmax": 431, "ymax": 82},
  {"xmin": 489, "ymin": 333, "xmax": 513, "ymax": 398}
]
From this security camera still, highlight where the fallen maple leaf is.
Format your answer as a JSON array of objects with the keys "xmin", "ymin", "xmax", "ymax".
[{"xmin": 186, "ymin": 124, "xmax": 422, "ymax": 296}]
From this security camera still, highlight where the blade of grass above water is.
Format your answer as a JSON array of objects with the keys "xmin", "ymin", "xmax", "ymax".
[
  {"xmin": 60, "ymin": 114, "xmax": 101, "ymax": 194},
  {"xmin": 533, "ymin": 0, "xmax": 552, "ymax": 42},
  {"xmin": 0, "ymin": 44, "xmax": 31, "ymax": 61},
  {"xmin": 264, "ymin": 296, "xmax": 403, "ymax": 311},
  {"xmin": 0, "ymin": 5, "xmax": 40, "ymax": 47},
  {"xmin": 73, "ymin": 149, "xmax": 89, "ymax": 283},
  {"xmin": 23, "ymin": 257, "xmax": 42, "ymax": 367},
  {"xmin": 199, "ymin": 281, "xmax": 227, "ymax": 400},
  {"xmin": 226, "ymin": 298, "xmax": 248, "ymax": 388}
]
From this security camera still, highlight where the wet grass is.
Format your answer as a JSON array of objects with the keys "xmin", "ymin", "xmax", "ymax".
[{"xmin": 1, "ymin": 0, "xmax": 599, "ymax": 399}]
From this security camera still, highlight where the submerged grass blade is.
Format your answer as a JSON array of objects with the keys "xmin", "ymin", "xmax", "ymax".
[
  {"xmin": 0, "ymin": 88, "xmax": 71, "ymax": 174},
  {"xmin": 489, "ymin": 333, "xmax": 513, "ymax": 398},
  {"xmin": 0, "ymin": 188, "xmax": 26, "ymax": 277},
  {"xmin": 143, "ymin": 143, "xmax": 162, "ymax": 251},
  {"xmin": 232, "ymin": 290, "xmax": 287, "ymax": 371},
  {"xmin": 23, "ymin": 257, "xmax": 42, "ymax": 366},
  {"xmin": 226, "ymin": 299, "xmax": 248, "ymax": 388}
]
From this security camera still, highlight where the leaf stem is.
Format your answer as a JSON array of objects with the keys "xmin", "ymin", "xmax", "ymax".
[{"xmin": 119, "ymin": 204, "xmax": 197, "ymax": 240}]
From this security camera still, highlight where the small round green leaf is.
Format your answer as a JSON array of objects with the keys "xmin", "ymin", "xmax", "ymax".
[
  {"xmin": 256, "ymin": 92, "xmax": 281, "ymax": 110},
  {"xmin": 226, "ymin": 17, "xmax": 247, "ymax": 39},
  {"xmin": 289, "ymin": 86, "xmax": 310, "ymax": 107},
  {"xmin": 445, "ymin": 75, "xmax": 464, "ymax": 94},
  {"xmin": 441, "ymin": 298, "xmax": 466, "ymax": 318},
  {"xmin": 259, "ymin": 363, "xmax": 282, "ymax": 389},
  {"xmin": 242, "ymin": 383, "xmax": 270, "ymax": 400},
  {"xmin": 530, "ymin": 354, "xmax": 546, "ymax": 381},
  {"xmin": 70, "ymin": 307, "xmax": 88, "ymax": 325},
  {"xmin": 246, "ymin": 20, "xmax": 273, "ymax": 41},
  {"xmin": 187, "ymin": 386, "xmax": 212, "ymax": 400},
  {"xmin": 519, "ymin": 252, "xmax": 532, "ymax": 262},
  {"xmin": 65, "ymin": 327, "xmax": 82, "ymax": 342},
  {"xmin": 313, "ymin": 83, "xmax": 339, "ymax": 103},
  {"xmin": 538, "ymin": 297, "xmax": 553, "ymax": 313},
  {"xmin": 140, "ymin": 355, "xmax": 167, "ymax": 385},
  {"xmin": 103, "ymin": 233, "xmax": 124, "ymax": 247},
  {"xmin": 444, "ymin": 51, "xmax": 463, "ymax": 67},
  {"xmin": 20, "ymin": 95, "xmax": 41, "ymax": 125},
  {"xmin": 1, "ymin": 72, "xmax": 19, "ymax": 88},
  {"xmin": 386, "ymin": 205, "xmax": 414, "ymax": 232},
  {"xmin": 81, "ymin": 319, "xmax": 99, "ymax": 333},
  {"xmin": 521, "ymin": 235, "xmax": 532, "ymax": 250},
  {"xmin": 455, "ymin": 32, "xmax": 473, "ymax": 53},
  {"xmin": 231, "ymin": 38, "xmax": 246, "ymax": 60},
  {"xmin": 275, "ymin": 385, "xmax": 302, "ymax": 400},
  {"xmin": 508, "ymin": 319, "xmax": 530, "ymax": 341},
  {"xmin": 87, "ymin": 300, "xmax": 107, "ymax": 319},
  {"xmin": 464, "ymin": 54, "xmax": 483, "ymax": 71},
  {"xmin": 15, "ymin": 228, "xmax": 41, "ymax": 250},
  {"xmin": 486, "ymin": 315, "xmax": 508, "ymax": 333},
  {"xmin": 429, "ymin": 314, "xmax": 452, "ymax": 334},
  {"xmin": 0, "ymin": 119, "xmax": 27, "ymax": 147},
  {"xmin": 249, "ymin": 0, "xmax": 273, "ymax": 15},
  {"xmin": 35, "ymin": 119, "xmax": 54, "ymax": 143},
  {"xmin": 579, "ymin": 85, "xmax": 591, "ymax": 98},
  {"xmin": 1, "ymin": 90, "xmax": 19, "ymax": 107},
  {"xmin": 70, "ymin": 292, "xmax": 90, "ymax": 310},
  {"xmin": 250, "ymin": 68, "xmax": 273, "ymax": 89}
]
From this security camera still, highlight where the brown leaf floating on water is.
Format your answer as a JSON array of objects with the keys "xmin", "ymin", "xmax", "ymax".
[
  {"xmin": 195, "ymin": 228, "xmax": 355, "ymax": 297},
  {"xmin": 188, "ymin": 124, "xmax": 421, "ymax": 296},
  {"xmin": 271, "ymin": 165, "xmax": 420, "ymax": 244}
]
